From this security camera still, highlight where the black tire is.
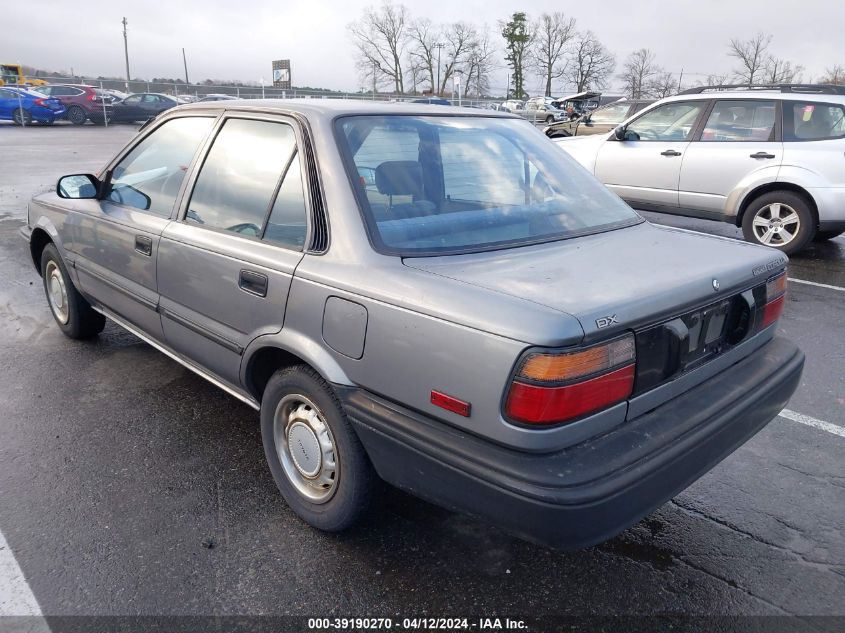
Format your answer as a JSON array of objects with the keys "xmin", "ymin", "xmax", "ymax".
[
  {"xmin": 12, "ymin": 108, "xmax": 31, "ymax": 126},
  {"xmin": 40, "ymin": 244, "xmax": 105, "ymax": 339},
  {"xmin": 813, "ymin": 229, "xmax": 844, "ymax": 242},
  {"xmin": 741, "ymin": 190, "xmax": 814, "ymax": 255},
  {"xmin": 545, "ymin": 115, "xmax": 555, "ymax": 124},
  {"xmin": 261, "ymin": 365, "xmax": 379, "ymax": 532},
  {"xmin": 66, "ymin": 105, "xmax": 88, "ymax": 125}
]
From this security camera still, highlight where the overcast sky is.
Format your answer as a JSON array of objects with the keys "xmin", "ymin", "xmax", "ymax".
[{"xmin": 7, "ymin": 0, "xmax": 844, "ymax": 95}]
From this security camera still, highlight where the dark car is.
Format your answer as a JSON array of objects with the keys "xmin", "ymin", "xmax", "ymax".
[
  {"xmin": 0, "ymin": 87, "xmax": 66, "ymax": 124},
  {"xmin": 30, "ymin": 84, "xmax": 112, "ymax": 125},
  {"xmin": 110, "ymin": 93, "xmax": 179, "ymax": 123},
  {"xmin": 22, "ymin": 100, "xmax": 803, "ymax": 549},
  {"xmin": 198, "ymin": 94, "xmax": 237, "ymax": 102},
  {"xmin": 545, "ymin": 98, "xmax": 654, "ymax": 138}
]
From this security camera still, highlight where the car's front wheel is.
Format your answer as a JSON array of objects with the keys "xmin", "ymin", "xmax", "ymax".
[
  {"xmin": 66, "ymin": 106, "xmax": 88, "ymax": 125},
  {"xmin": 741, "ymin": 191, "xmax": 814, "ymax": 255},
  {"xmin": 40, "ymin": 244, "xmax": 105, "ymax": 339},
  {"xmin": 261, "ymin": 365, "xmax": 379, "ymax": 532},
  {"xmin": 545, "ymin": 115, "xmax": 555, "ymax": 124}
]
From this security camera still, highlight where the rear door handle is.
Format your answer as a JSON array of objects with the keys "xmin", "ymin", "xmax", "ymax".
[
  {"xmin": 660, "ymin": 149, "xmax": 682, "ymax": 157},
  {"xmin": 750, "ymin": 152, "xmax": 776, "ymax": 159},
  {"xmin": 238, "ymin": 270, "xmax": 268, "ymax": 297},
  {"xmin": 134, "ymin": 235, "xmax": 152, "ymax": 256}
]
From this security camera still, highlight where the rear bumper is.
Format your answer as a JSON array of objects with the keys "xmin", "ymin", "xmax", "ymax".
[{"xmin": 343, "ymin": 337, "xmax": 803, "ymax": 549}]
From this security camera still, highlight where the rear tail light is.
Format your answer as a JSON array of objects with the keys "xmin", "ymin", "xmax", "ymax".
[
  {"xmin": 505, "ymin": 334, "xmax": 635, "ymax": 425},
  {"xmin": 87, "ymin": 93, "xmax": 97, "ymax": 101},
  {"xmin": 33, "ymin": 97, "xmax": 45, "ymax": 106},
  {"xmin": 760, "ymin": 271, "xmax": 786, "ymax": 329}
]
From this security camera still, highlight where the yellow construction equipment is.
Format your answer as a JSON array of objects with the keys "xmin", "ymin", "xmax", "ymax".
[{"xmin": 0, "ymin": 64, "xmax": 48, "ymax": 87}]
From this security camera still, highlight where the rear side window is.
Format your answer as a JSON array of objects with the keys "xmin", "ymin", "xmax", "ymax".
[
  {"xmin": 784, "ymin": 101, "xmax": 845, "ymax": 141},
  {"xmin": 106, "ymin": 116, "xmax": 215, "ymax": 216},
  {"xmin": 700, "ymin": 100, "xmax": 776, "ymax": 141},
  {"xmin": 186, "ymin": 119, "xmax": 299, "ymax": 240}
]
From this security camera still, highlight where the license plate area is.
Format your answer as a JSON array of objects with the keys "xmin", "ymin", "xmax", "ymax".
[{"xmin": 681, "ymin": 300, "xmax": 730, "ymax": 370}]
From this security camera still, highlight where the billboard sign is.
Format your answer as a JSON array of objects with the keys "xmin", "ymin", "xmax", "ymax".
[{"xmin": 272, "ymin": 59, "xmax": 291, "ymax": 89}]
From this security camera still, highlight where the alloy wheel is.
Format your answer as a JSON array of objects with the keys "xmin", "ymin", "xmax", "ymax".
[{"xmin": 751, "ymin": 202, "xmax": 800, "ymax": 247}]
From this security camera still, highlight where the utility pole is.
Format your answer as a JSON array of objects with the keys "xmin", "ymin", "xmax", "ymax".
[
  {"xmin": 435, "ymin": 43, "xmax": 444, "ymax": 95},
  {"xmin": 372, "ymin": 60, "xmax": 380, "ymax": 100},
  {"xmin": 182, "ymin": 48, "xmax": 189, "ymax": 85},
  {"xmin": 677, "ymin": 68, "xmax": 684, "ymax": 93},
  {"xmin": 122, "ymin": 17, "xmax": 130, "ymax": 92}
]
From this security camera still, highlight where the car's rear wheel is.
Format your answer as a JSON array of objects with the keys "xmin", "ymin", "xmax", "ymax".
[
  {"xmin": 12, "ymin": 108, "xmax": 31, "ymax": 125},
  {"xmin": 741, "ymin": 191, "xmax": 814, "ymax": 255},
  {"xmin": 813, "ymin": 229, "xmax": 844, "ymax": 242},
  {"xmin": 66, "ymin": 106, "xmax": 88, "ymax": 125},
  {"xmin": 260, "ymin": 365, "xmax": 379, "ymax": 532},
  {"xmin": 40, "ymin": 244, "xmax": 105, "ymax": 339}
]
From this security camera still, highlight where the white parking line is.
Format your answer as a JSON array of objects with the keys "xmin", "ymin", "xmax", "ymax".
[
  {"xmin": 788, "ymin": 278, "xmax": 845, "ymax": 293},
  {"xmin": 0, "ymin": 529, "xmax": 43, "ymax": 617},
  {"xmin": 779, "ymin": 409, "xmax": 845, "ymax": 438}
]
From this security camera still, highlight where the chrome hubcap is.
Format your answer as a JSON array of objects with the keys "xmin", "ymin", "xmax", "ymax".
[
  {"xmin": 752, "ymin": 203, "xmax": 800, "ymax": 246},
  {"xmin": 274, "ymin": 394, "xmax": 338, "ymax": 503},
  {"xmin": 44, "ymin": 261, "xmax": 69, "ymax": 324}
]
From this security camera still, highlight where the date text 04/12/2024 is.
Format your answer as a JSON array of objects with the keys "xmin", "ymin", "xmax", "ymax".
[{"xmin": 307, "ymin": 618, "xmax": 528, "ymax": 630}]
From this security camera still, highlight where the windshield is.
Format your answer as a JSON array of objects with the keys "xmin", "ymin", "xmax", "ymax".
[{"xmin": 336, "ymin": 115, "xmax": 640, "ymax": 255}]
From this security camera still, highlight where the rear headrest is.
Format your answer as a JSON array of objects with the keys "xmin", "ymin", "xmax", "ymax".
[{"xmin": 375, "ymin": 161, "xmax": 424, "ymax": 197}]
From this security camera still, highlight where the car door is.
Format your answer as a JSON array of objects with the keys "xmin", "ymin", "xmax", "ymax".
[
  {"xmin": 157, "ymin": 115, "xmax": 308, "ymax": 387},
  {"xmin": 679, "ymin": 99, "xmax": 781, "ymax": 217},
  {"xmin": 594, "ymin": 100, "xmax": 708, "ymax": 208},
  {"xmin": 70, "ymin": 115, "xmax": 216, "ymax": 338},
  {"xmin": 0, "ymin": 88, "xmax": 17, "ymax": 119},
  {"xmin": 115, "ymin": 94, "xmax": 142, "ymax": 121}
]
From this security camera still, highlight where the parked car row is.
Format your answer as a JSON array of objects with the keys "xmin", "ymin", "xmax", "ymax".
[{"xmin": 554, "ymin": 84, "xmax": 845, "ymax": 253}]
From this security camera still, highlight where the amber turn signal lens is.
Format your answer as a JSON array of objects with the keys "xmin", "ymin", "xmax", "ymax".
[
  {"xmin": 766, "ymin": 272, "xmax": 787, "ymax": 302},
  {"xmin": 518, "ymin": 335, "xmax": 635, "ymax": 384}
]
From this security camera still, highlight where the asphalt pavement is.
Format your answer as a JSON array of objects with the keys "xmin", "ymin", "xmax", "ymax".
[{"xmin": 0, "ymin": 123, "xmax": 843, "ymax": 625}]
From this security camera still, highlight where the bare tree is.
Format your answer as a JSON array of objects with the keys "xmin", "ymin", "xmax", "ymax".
[
  {"xmin": 348, "ymin": 1, "xmax": 410, "ymax": 94},
  {"xmin": 565, "ymin": 31, "xmax": 615, "ymax": 92},
  {"xmin": 440, "ymin": 22, "xmax": 477, "ymax": 95},
  {"xmin": 464, "ymin": 26, "xmax": 498, "ymax": 98},
  {"xmin": 703, "ymin": 72, "xmax": 730, "ymax": 87},
  {"xmin": 820, "ymin": 64, "xmax": 845, "ymax": 85},
  {"xmin": 408, "ymin": 18, "xmax": 439, "ymax": 93},
  {"xmin": 728, "ymin": 33, "xmax": 772, "ymax": 84},
  {"xmin": 763, "ymin": 57, "xmax": 804, "ymax": 83},
  {"xmin": 651, "ymin": 71, "xmax": 678, "ymax": 98},
  {"xmin": 531, "ymin": 13, "xmax": 577, "ymax": 97},
  {"xmin": 619, "ymin": 48, "xmax": 660, "ymax": 98}
]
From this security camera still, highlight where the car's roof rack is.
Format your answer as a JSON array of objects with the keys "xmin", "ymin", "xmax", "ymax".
[{"xmin": 679, "ymin": 83, "xmax": 845, "ymax": 96}]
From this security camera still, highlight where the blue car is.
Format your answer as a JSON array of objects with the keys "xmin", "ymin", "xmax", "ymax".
[{"xmin": 0, "ymin": 86, "xmax": 66, "ymax": 125}]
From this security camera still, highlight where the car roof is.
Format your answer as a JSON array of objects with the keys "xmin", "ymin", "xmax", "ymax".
[
  {"xmin": 176, "ymin": 98, "xmax": 519, "ymax": 120},
  {"xmin": 661, "ymin": 90, "xmax": 845, "ymax": 104}
]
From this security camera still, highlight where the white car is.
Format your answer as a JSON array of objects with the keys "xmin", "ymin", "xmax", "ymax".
[{"xmin": 555, "ymin": 84, "xmax": 845, "ymax": 254}]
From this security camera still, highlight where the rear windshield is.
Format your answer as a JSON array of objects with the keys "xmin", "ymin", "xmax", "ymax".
[{"xmin": 336, "ymin": 115, "xmax": 640, "ymax": 255}]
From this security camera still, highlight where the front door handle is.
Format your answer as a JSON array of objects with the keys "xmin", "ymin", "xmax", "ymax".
[
  {"xmin": 134, "ymin": 235, "xmax": 152, "ymax": 256},
  {"xmin": 750, "ymin": 152, "xmax": 776, "ymax": 159},
  {"xmin": 238, "ymin": 270, "xmax": 268, "ymax": 297},
  {"xmin": 660, "ymin": 149, "xmax": 682, "ymax": 157}
]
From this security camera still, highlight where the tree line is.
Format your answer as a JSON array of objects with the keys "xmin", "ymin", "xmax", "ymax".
[{"xmin": 348, "ymin": 2, "xmax": 845, "ymax": 99}]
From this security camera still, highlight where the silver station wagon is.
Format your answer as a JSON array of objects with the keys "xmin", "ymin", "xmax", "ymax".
[{"xmin": 22, "ymin": 100, "xmax": 804, "ymax": 548}]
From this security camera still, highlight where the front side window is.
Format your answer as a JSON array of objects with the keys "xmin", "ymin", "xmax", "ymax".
[
  {"xmin": 185, "ymin": 119, "xmax": 297, "ymax": 238},
  {"xmin": 122, "ymin": 95, "xmax": 141, "ymax": 105},
  {"xmin": 589, "ymin": 102, "xmax": 631, "ymax": 125},
  {"xmin": 106, "ymin": 117, "xmax": 214, "ymax": 216},
  {"xmin": 625, "ymin": 101, "xmax": 706, "ymax": 141},
  {"xmin": 700, "ymin": 100, "xmax": 776, "ymax": 141},
  {"xmin": 337, "ymin": 115, "xmax": 640, "ymax": 255},
  {"xmin": 784, "ymin": 101, "xmax": 845, "ymax": 141}
]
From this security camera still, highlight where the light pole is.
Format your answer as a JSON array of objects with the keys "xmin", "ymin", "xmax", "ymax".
[
  {"xmin": 434, "ymin": 43, "xmax": 444, "ymax": 95},
  {"xmin": 182, "ymin": 48, "xmax": 189, "ymax": 85},
  {"xmin": 122, "ymin": 17, "xmax": 130, "ymax": 92},
  {"xmin": 372, "ymin": 60, "xmax": 381, "ymax": 100}
]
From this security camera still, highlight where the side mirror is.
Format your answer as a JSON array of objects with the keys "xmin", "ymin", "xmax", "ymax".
[
  {"xmin": 57, "ymin": 174, "xmax": 100, "ymax": 199},
  {"xmin": 613, "ymin": 126, "xmax": 627, "ymax": 141}
]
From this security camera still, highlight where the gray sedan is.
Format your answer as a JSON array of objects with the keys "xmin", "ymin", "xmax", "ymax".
[{"xmin": 21, "ymin": 100, "xmax": 803, "ymax": 549}]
